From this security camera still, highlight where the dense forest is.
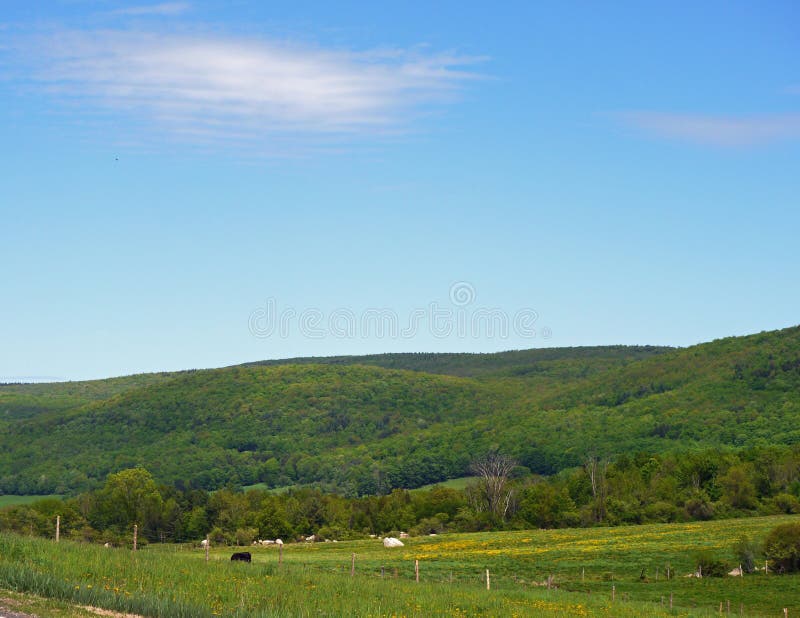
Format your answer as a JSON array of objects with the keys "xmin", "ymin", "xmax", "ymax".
[{"xmin": 1, "ymin": 327, "xmax": 799, "ymax": 499}]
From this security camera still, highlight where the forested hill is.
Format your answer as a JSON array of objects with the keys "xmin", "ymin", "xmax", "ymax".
[
  {"xmin": 1, "ymin": 327, "xmax": 799, "ymax": 496},
  {"xmin": 243, "ymin": 345, "xmax": 671, "ymax": 379}
]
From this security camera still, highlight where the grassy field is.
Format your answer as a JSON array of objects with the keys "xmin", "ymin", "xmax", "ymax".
[
  {"xmin": 410, "ymin": 476, "xmax": 479, "ymax": 492},
  {"xmin": 240, "ymin": 476, "xmax": 480, "ymax": 495},
  {"xmin": 1, "ymin": 515, "xmax": 799, "ymax": 617},
  {"xmin": 0, "ymin": 495, "xmax": 61, "ymax": 507}
]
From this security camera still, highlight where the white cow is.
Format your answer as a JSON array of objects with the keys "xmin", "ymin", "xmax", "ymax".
[{"xmin": 383, "ymin": 537, "xmax": 404, "ymax": 548}]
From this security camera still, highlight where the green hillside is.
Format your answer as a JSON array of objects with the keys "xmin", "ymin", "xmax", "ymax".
[
  {"xmin": 1, "ymin": 327, "xmax": 799, "ymax": 496},
  {"xmin": 244, "ymin": 344, "xmax": 670, "ymax": 379},
  {"xmin": 0, "ymin": 372, "xmax": 181, "ymax": 421}
]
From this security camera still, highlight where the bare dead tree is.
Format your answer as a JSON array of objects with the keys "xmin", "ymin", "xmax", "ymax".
[
  {"xmin": 470, "ymin": 452, "xmax": 517, "ymax": 522},
  {"xmin": 585, "ymin": 455, "xmax": 608, "ymax": 523}
]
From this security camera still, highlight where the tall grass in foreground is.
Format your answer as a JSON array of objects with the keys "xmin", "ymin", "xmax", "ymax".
[{"xmin": 2, "ymin": 532, "xmax": 678, "ymax": 617}]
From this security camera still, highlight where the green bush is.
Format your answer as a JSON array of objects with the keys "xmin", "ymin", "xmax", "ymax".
[
  {"xmin": 769, "ymin": 493, "xmax": 800, "ymax": 514},
  {"xmin": 234, "ymin": 527, "xmax": 258, "ymax": 546},
  {"xmin": 693, "ymin": 551, "xmax": 727, "ymax": 577},
  {"xmin": 763, "ymin": 522, "xmax": 800, "ymax": 572}
]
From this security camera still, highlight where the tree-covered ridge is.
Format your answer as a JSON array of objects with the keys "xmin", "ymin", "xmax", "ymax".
[
  {"xmin": 0, "ymin": 365, "xmax": 509, "ymax": 494},
  {"xmin": 511, "ymin": 326, "xmax": 800, "ymax": 458},
  {"xmin": 534, "ymin": 326, "xmax": 800, "ymax": 410},
  {"xmin": 0, "ymin": 371, "xmax": 182, "ymax": 420},
  {"xmin": 0, "ymin": 345, "xmax": 665, "ymax": 421},
  {"xmin": 0, "ymin": 326, "xmax": 799, "ymax": 496},
  {"xmin": 244, "ymin": 345, "xmax": 671, "ymax": 379}
]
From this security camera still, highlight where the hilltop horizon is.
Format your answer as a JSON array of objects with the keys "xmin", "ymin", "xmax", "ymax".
[{"xmin": 6, "ymin": 321, "xmax": 798, "ymax": 384}]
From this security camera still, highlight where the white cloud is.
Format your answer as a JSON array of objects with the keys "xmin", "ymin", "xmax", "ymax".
[
  {"xmin": 12, "ymin": 29, "xmax": 482, "ymax": 150},
  {"xmin": 109, "ymin": 3, "xmax": 191, "ymax": 17},
  {"xmin": 620, "ymin": 111, "xmax": 800, "ymax": 147}
]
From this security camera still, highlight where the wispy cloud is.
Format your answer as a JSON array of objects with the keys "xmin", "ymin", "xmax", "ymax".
[
  {"xmin": 108, "ymin": 3, "xmax": 190, "ymax": 17},
  {"xmin": 8, "ymin": 29, "xmax": 482, "ymax": 151},
  {"xmin": 620, "ymin": 111, "xmax": 800, "ymax": 147}
]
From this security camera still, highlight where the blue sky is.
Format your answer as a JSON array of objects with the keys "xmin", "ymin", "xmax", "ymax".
[{"xmin": 1, "ymin": 1, "xmax": 798, "ymax": 381}]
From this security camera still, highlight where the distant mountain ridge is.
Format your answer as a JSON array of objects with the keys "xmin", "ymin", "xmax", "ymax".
[{"xmin": 1, "ymin": 328, "xmax": 798, "ymax": 496}]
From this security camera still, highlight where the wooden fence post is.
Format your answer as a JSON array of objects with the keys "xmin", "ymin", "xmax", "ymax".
[
  {"xmin": 581, "ymin": 567, "xmax": 585, "ymax": 582},
  {"xmin": 133, "ymin": 524, "xmax": 138, "ymax": 551},
  {"xmin": 612, "ymin": 585, "xmax": 615, "ymax": 602},
  {"xmin": 55, "ymin": 515, "xmax": 60, "ymax": 543},
  {"xmin": 205, "ymin": 534, "xmax": 209, "ymax": 563},
  {"xmin": 670, "ymin": 593, "xmax": 673, "ymax": 609},
  {"xmin": 279, "ymin": 542, "xmax": 283, "ymax": 566},
  {"xmin": 486, "ymin": 569, "xmax": 490, "ymax": 590},
  {"xmin": 381, "ymin": 566, "xmax": 385, "ymax": 578},
  {"xmin": 415, "ymin": 559, "xmax": 419, "ymax": 583},
  {"xmin": 351, "ymin": 553, "xmax": 355, "ymax": 577}
]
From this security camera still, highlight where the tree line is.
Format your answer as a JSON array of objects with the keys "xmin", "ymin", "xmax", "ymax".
[{"xmin": 2, "ymin": 445, "xmax": 799, "ymax": 546}]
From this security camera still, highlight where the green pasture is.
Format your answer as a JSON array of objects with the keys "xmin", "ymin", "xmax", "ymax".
[{"xmin": 2, "ymin": 514, "xmax": 799, "ymax": 616}]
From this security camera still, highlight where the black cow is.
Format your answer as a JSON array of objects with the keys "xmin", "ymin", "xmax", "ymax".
[{"xmin": 230, "ymin": 552, "xmax": 252, "ymax": 562}]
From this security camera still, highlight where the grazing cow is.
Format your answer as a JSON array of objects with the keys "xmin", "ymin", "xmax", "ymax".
[
  {"xmin": 230, "ymin": 552, "xmax": 252, "ymax": 563},
  {"xmin": 383, "ymin": 537, "xmax": 404, "ymax": 548}
]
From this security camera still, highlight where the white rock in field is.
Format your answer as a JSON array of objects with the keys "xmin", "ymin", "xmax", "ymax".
[{"xmin": 383, "ymin": 537, "xmax": 404, "ymax": 548}]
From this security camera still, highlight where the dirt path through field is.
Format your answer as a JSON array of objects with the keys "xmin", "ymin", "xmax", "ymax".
[
  {"xmin": 1, "ymin": 595, "xmax": 145, "ymax": 618},
  {"xmin": 0, "ymin": 602, "xmax": 35, "ymax": 618}
]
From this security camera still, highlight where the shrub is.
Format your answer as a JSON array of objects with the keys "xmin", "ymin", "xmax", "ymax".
[
  {"xmin": 410, "ymin": 516, "xmax": 446, "ymax": 536},
  {"xmin": 316, "ymin": 525, "xmax": 345, "ymax": 541},
  {"xmin": 693, "ymin": 551, "xmax": 727, "ymax": 577},
  {"xmin": 769, "ymin": 493, "xmax": 800, "ymax": 514},
  {"xmin": 234, "ymin": 527, "xmax": 257, "ymax": 546},
  {"xmin": 684, "ymin": 492, "xmax": 715, "ymax": 520},
  {"xmin": 763, "ymin": 522, "xmax": 800, "ymax": 572},
  {"xmin": 732, "ymin": 535, "xmax": 760, "ymax": 573}
]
